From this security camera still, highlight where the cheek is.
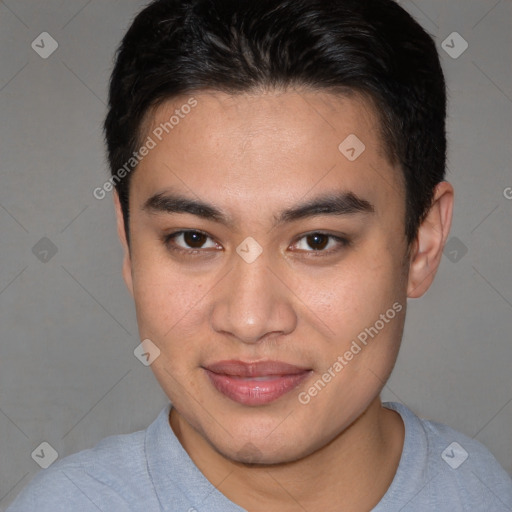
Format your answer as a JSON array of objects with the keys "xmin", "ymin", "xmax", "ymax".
[
  {"xmin": 130, "ymin": 249, "xmax": 210, "ymax": 341},
  {"xmin": 140, "ymin": 290, "xmax": 208, "ymax": 343},
  {"xmin": 300, "ymin": 248, "xmax": 402, "ymax": 336},
  {"xmin": 131, "ymin": 262, "xmax": 210, "ymax": 396}
]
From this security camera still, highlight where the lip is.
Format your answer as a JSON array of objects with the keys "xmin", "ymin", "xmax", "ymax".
[{"xmin": 203, "ymin": 360, "xmax": 312, "ymax": 406}]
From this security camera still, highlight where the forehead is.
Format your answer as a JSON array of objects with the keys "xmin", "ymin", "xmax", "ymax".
[
  {"xmin": 144, "ymin": 88, "xmax": 383, "ymax": 154},
  {"xmin": 133, "ymin": 89, "xmax": 403, "ymax": 216}
]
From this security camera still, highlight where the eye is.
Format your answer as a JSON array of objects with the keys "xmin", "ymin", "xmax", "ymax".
[
  {"xmin": 290, "ymin": 232, "xmax": 349, "ymax": 254},
  {"xmin": 163, "ymin": 230, "xmax": 349, "ymax": 257},
  {"xmin": 164, "ymin": 230, "xmax": 220, "ymax": 253}
]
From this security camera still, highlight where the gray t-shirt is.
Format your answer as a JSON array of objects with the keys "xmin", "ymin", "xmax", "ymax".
[{"xmin": 7, "ymin": 402, "xmax": 512, "ymax": 511}]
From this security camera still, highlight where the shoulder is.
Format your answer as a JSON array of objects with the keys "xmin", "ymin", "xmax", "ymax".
[
  {"xmin": 383, "ymin": 402, "xmax": 512, "ymax": 511},
  {"xmin": 423, "ymin": 416, "xmax": 512, "ymax": 504},
  {"xmin": 6, "ymin": 428, "xmax": 153, "ymax": 512}
]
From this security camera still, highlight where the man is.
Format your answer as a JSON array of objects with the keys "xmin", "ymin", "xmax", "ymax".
[{"xmin": 8, "ymin": 0, "xmax": 512, "ymax": 510}]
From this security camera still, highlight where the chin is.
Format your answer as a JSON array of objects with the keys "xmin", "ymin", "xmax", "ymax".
[
  {"xmin": 223, "ymin": 442, "xmax": 307, "ymax": 466},
  {"xmin": 206, "ymin": 422, "xmax": 320, "ymax": 466}
]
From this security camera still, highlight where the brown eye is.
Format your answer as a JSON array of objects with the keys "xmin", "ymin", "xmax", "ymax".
[
  {"xmin": 164, "ymin": 230, "xmax": 219, "ymax": 253},
  {"xmin": 291, "ymin": 232, "xmax": 350, "ymax": 255},
  {"xmin": 183, "ymin": 231, "xmax": 208, "ymax": 248},
  {"xmin": 306, "ymin": 233, "xmax": 329, "ymax": 250}
]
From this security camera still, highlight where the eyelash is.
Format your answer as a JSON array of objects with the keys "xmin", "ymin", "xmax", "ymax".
[{"xmin": 162, "ymin": 230, "xmax": 350, "ymax": 257}]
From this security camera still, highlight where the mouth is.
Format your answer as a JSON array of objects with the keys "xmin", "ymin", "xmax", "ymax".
[{"xmin": 203, "ymin": 360, "xmax": 312, "ymax": 406}]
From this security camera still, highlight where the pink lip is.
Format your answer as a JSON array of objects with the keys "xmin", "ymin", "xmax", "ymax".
[{"xmin": 203, "ymin": 360, "xmax": 312, "ymax": 406}]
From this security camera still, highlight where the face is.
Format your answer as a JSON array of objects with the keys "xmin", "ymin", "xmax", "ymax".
[{"xmin": 118, "ymin": 89, "xmax": 411, "ymax": 464}]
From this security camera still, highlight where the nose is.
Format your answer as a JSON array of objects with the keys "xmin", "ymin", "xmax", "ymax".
[{"xmin": 210, "ymin": 252, "xmax": 298, "ymax": 345}]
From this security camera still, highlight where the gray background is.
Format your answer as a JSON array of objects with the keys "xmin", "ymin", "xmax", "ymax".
[{"xmin": 0, "ymin": 0, "xmax": 511, "ymax": 508}]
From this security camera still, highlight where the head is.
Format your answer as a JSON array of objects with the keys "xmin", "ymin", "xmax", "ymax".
[{"xmin": 104, "ymin": 0, "xmax": 453, "ymax": 463}]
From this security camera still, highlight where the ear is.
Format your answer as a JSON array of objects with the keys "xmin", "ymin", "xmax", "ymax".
[
  {"xmin": 407, "ymin": 181, "xmax": 454, "ymax": 298},
  {"xmin": 113, "ymin": 191, "xmax": 134, "ymax": 298}
]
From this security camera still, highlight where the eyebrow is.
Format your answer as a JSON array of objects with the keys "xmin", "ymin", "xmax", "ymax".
[{"xmin": 142, "ymin": 190, "xmax": 374, "ymax": 227}]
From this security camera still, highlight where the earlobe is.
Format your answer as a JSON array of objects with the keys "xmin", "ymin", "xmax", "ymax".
[
  {"xmin": 113, "ymin": 191, "xmax": 134, "ymax": 298},
  {"xmin": 407, "ymin": 181, "xmax": 454, "ymax": 298}
]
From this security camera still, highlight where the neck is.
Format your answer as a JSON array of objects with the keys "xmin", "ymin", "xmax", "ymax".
[{"xmin": 170, "ymin": 397, "xmax": 404, "ymax": 512}]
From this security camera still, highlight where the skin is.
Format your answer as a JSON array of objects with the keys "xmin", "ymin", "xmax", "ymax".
[{"xmin": 113, "ymin": 89, "xmax": 453, "ymax": 511}]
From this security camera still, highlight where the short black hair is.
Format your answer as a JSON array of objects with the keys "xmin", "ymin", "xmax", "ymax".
[{"xmin": 104, "ymin": 0, "xmax": 446, "ymax": 246}]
